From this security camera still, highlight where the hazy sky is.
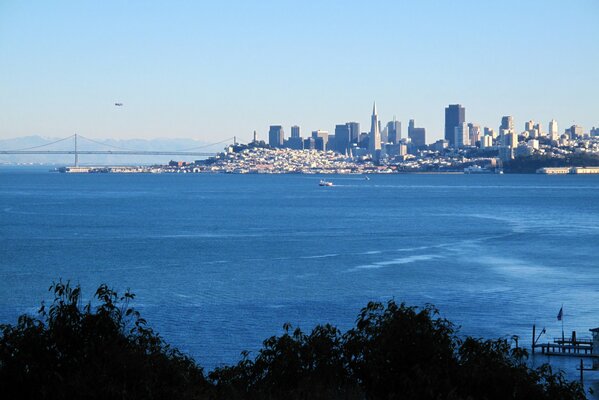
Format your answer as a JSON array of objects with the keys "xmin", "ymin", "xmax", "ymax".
[{"xmin": 1, "ymin": 0, "xmax": 597, "ymax": 143}]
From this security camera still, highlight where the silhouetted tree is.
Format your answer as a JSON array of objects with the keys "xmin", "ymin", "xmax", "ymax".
[
  {"xmin": 0, "ymin": 282, "xmax": 587, "ymax": 400},
  {"xmin": 0, "ymin": 280, "xmax": 209, "ymax": 400}
]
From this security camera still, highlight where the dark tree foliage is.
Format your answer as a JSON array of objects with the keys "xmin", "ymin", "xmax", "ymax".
[
  {"xmin": 0, "ymin": 282, "xmax": 587, "ymax": 400},
  {"xmin": 0, "ymin": 281, "xmax": 209, "ymax": 400},
  {"xmin": 504, "ymin": 153, "xmax": 599, "ymax": 173}
]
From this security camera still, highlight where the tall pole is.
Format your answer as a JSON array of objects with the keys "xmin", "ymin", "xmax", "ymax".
[
  {"xmin": 562, "ymin": 304, "xmax": 565, "ymax": 353},
  {"xmin": 532, "ymin": 324, "xmax": 537, "ymax": 354},
  {"xmin": 74, "ymin": 133, "xmax": 79, "ymax": 167}
]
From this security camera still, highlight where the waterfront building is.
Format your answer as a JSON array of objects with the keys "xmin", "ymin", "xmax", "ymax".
[
  {"xmin": 268, "ymin": 125, "xmax": 284, "ymax": 148},
  {"xmin": 445, "ymin": 104, "xmax": 465, "ymax": 147},
  {"xmin": 347, "ymin": 122, "xmax": 360, "ymax": 144},
  {"xmin": 499, "ymin": 146, "xmax": 514, "ymax": 161},
  {"xmin": 291, "ymin": 125, "xmax": 301, "ymax": 139},
  {"xmin": 549, "ymin": 119, "xmax": 559, "ymax": 141},
  {"xmin": 312, "ymin": 130, "xmax": 329, "ymax": 151},
  {"xmin": 334, "ymin": 124, "xmax": 351, "ymax": 154},
  {"xmin": 369, "ymin": 102, "xmax": 382, "ymax": 157},
  {"xmin": 454, "ymin": 122, "xmax": 469, "ymax": 148},
  {"xmin": 408, "ymin": 119, "xmax": 426, "ymax": 147}
]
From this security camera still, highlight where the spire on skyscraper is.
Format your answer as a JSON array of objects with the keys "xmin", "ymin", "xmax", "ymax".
[{"xmin": 369, "ymin": 101, "xmax": 381, "ymax": 157}]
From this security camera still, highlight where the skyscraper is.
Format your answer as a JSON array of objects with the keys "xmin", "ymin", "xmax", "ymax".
[
  {"xmin": 408, "ymin": 119, "xmax": 426, "ymax": 147},
  {"xmin": 291, "ymin": 125, "xmax": 301, "ymax": 138},
  {"xmin": 454, "ymin": 122, "xmax": 469, "ymax": 148},
  {"xmin": 268, "ymin": 125, "xmax": 284, "ymax": 148},
  {"xmin": 549, "ymin": 119, "xmax": 559, "ymax": 141},
  {"xmin": 311, "ymin": 130, "xmax": 329, "ymax": 151},
  {"xmin": 347, "ymin": 122, "xmax": 360, "ymax": 144},
  {"xmin": 369, "ymin": 102, "xmax": 381, "ymax": 156},
  {"xmin": 468, "ymin": 123, "xmax": 481, "ymax": 145},
  {"xmin": 445, "ymin": 104, "xmax": 465, "ymax": 147},
  {"xmin": 387, "ymin": 120, "xmax": 401, "ymax": 144},
  {"xmin": 334, "ymin": 124, "xmax": 351, "ymax": 154},
  {"xmin": 501, "ymin": 116, "xmax": 514, "ymax": 132},
  {"xmin": 286, "ymin": 125, "xmax": 303, "ymax": 150}
]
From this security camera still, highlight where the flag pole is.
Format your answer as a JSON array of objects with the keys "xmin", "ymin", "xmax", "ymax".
[{"xmin": 561, "ymin": 304, "xmax": 565, "ymax": 353}]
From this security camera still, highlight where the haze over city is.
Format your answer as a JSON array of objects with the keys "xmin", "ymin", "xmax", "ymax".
[{"xmin": 1, "ymin": 0, "xmax": 597, "ymax": 142}]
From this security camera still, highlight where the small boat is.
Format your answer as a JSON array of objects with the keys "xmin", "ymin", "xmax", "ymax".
[
  {"xmin": 319, "ymin": 179, "xmax": 333, "ymax": 187},
  {"xmin": 364, "ymin": 175, "xmax": 370, "ymax": 181}
]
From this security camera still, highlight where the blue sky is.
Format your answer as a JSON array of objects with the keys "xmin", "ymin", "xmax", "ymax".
[{"xmin": 0, "ymin": 0, "xmax": 597, "ymax": 143}]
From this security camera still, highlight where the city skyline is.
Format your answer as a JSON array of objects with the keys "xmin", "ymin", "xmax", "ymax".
[{"xmin": 0, "ymin": 1, "xmax": 598, "ymax": 142}]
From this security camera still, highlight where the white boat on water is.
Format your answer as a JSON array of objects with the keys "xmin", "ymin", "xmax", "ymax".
[{"xmin": 319, "ymin": 179, "xmax": 333, "ymax": 187}]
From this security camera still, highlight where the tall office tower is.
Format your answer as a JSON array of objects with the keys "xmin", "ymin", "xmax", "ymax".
[
  {"xmin": 334, "ymin": 124, "xmax": 351, "ymax": 154},
  {"xmin": 484, "ymin": 127, "xmax": 497, "ymax": 139},
  {"xmin": 525, "ymin": 120, "xmax": 535, "ymax": 132},
  {"xmin": 286, "ymin": 125, "xmax": 303, "ymax": 150},
  {"xmin": 369, "ymin": 102, "xmax": 381, "ymax": 156},
  {"xmin": 268, "ymin": 125, "xmax": 284, "ymax": 148},
  {"xmin": 533, "ymin": 123, "xmax": 543, "ymax": 137},
  {"xmin": 408, "ymin": 119, "xmax": 426, "ymax": 147},
  {"xmin": 445, "ymin": 104, "xmax": 465, "ymax": 147},
  {"xmin": 570, "ymin": 125, "xmax": 584, "ymax": 138},
  {"xmin": 311, "ymin": 130, "xmax": 329, "ymax": 151},
  {"xmin": 468, "ymin": 123, "xmax": 481, "ymax": 145},
  {"xmin": 481, "ymin": 134, "xmax": 493, "ymax": 149},
  {"xmin": 549, "ymin": 119, "xmax": 559, "ymax": 140},
  {"xmin": 387, "ymin": 120, "xmax": 402, "ymax": 144},
  {"xmin": 454, "ymin": 122, "xmax": 470, "ymax": 148},
  {"xmin": 507, "ymin": 132, "xmax": 518, "ymax": 148},
  {"xmin": 291, "ymin": 125, "xmax": 301, "ymax": 139},
  {"xmin": 501, "ymin": 116, "xmax": 514, "ymax": 132},
  {"xmin": 347, "ymin": 122, "xmax": 360, "ymax": 143}
]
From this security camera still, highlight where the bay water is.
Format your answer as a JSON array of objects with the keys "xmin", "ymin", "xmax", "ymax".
[{"xmin": 1, "ymin": 168, "xmax": 599, "ymax": 389}]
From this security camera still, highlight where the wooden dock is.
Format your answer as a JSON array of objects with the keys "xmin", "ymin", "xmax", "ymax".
[
  {"xmin": 534, "ymin": 339, "xmax": 596, "ymax": 357},
  {"xmin": 531, "ymin": 325, "xmax": 599, "ymax": 359}
]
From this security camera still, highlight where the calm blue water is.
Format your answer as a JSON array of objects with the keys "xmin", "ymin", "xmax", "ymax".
[{"xmin": 1, "ymin": 168, "xmax": 599, "ymax": 387}]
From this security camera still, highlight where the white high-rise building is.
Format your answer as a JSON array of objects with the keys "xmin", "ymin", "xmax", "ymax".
[
  {"xmin": 454, "ymin": 122, "xmax": 470, "ymax": 148},
  {"xmin": 549, "ymin": 119, "xmax": 559, "ymax": 141},
  {"xmin": 369, "ymin": 102, "xmax": 381, "ymax": 156}
]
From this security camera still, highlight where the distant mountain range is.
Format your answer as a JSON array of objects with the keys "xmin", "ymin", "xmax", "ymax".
[{"xmin": 0, "ymin": 135, "xmax": 226, "ymax": 165}]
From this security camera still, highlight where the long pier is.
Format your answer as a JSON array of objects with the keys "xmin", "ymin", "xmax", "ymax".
[{"xmin": 532, "ymin": 325, "xmax": 599, "ymax": 360}]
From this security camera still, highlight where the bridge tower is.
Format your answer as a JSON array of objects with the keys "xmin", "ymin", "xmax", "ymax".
[{"xmin": 74, "ymin": 133, "xmax": 79, "ymax": 167}]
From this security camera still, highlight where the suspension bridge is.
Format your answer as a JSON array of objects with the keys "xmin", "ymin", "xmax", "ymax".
[{"xmin": 0, "ymin": 134, "xmax": 239, "ymax": 166}]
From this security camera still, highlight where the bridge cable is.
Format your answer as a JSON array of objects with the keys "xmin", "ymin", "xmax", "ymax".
[
  {"xmin": 2, "ymin": 134, "xmax": 76, "ymax": 151},
  {"xmin": 178, "ymin": 137, "xmax": 235, "ymax": 151},
  {"xmin": 76, "ymin": 135, "xmax": 140, "ymax": 151}
]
